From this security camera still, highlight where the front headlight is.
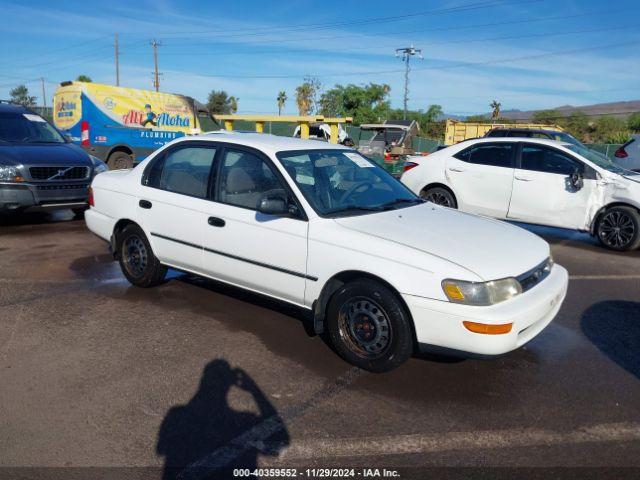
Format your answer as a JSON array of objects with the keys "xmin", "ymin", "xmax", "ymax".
[
  {"xmin": 0, "ymin": 165, "xmax": 24, "ymax": 182},
  {"xmin": 90, "ymin": 156, "xmax": 108, "ymax": 175},
  {"xmin": 442, "ymin": 277, "xmax": 522, "ymax": 306}
]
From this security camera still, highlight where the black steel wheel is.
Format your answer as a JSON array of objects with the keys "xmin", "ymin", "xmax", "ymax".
[
  {"xmin": 117, "ymin": 224, "xmax": 167, "ymax": 287},
  {"xmin": 421, "ymin": 187, "xmax": 457, "ymax": 209},
  {"xmin": 327, "ymin": 279, "xmax": 413, "ymax": 372},
  {"xmin": 596, "ymin": 206, "xmax": 640, "ymax": 251}
]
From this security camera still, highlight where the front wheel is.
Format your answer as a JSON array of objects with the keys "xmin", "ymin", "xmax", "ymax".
[
  {"xmin": 421, "ymin": 187, "xmax": 457, "ymax": 209},
  {"xmin": 327, "ymin": 279, "xmax": 414, "ymax": 373},
  {"xmin": 117, "ymin": 224, "xmax": 167, "ymax": 287},
  {"xmin": 596, "ymin": 206, "xmax": 640, "ymax": 251}
]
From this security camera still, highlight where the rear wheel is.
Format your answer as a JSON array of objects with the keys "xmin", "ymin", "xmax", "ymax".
[
  {"xmin": 107, "ymin": 151, "xmax": 134, "ymax": 170},
  {"xmin": 117, "ymin": 224, "xmax": 167, "ymax": 287},
  {"xmin": 596, "ymin": 206, "xmax": 640, "ymax": 251},
  {"xmin": 327, "ymin": 279, "xmax": 414, "ymax": 372},
  {"xmin": 421, "ymin": 186, "xmax": 457, "ymax": 209}
]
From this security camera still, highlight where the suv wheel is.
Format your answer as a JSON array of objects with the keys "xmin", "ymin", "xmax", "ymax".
[
  {"xmin": 421, "ymin": 187, "xmax": 457, "ymax": 209},
  {"xmin": 327, "ymin": 279, "xmax": 413, "ymax": 372},
  {"xmin": 596, "ymin": 206, "xmax": 640, "ymax": 251},
  {"xmin": 117, "ymin": 224, "xmax": 167, "ymax": 287},
  {"xmin": 107, "ymin": 151, "xmax": 134, "ymax": 170}
]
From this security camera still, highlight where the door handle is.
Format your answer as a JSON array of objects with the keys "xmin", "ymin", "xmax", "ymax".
[
  {"xmin": 208, "ymin": 216, "xmax": 226, "ymax": 227},
  {"xmin": 139, "ymin": 199, "xmax": 152, "ymax": 209},
  {"xmin": 448, "ymin": 167, "xmax": 465, "ymax": 172},
  {"xmin": 514, "ymin": 176, "xmax": 532, "ymax": 182}
]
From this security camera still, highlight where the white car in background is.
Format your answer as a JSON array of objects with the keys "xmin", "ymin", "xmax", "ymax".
[
  {"xmin": 613, "ymin": 135, "xmax": 640, "ymax": 172},
  {"xmin": 86, "ymin": 133, "xmax": 568, "ymax": 372},
  {"xmin": 402, "ymin": 138, "xmax": 640, "ymax": 251}
]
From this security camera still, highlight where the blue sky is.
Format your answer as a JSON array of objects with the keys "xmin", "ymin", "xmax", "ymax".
[{"xmin": 1, "ymin": 0, "xmax": 639, "ymax": 116}]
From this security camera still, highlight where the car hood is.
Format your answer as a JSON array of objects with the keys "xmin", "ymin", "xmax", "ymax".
[
  {"xmin": 0, "ymin": 143, "xmax": 91, "ymax": 166},
  {"xmin": 334, "ymin": 203, "xmax": 550, "ymax": 281}
]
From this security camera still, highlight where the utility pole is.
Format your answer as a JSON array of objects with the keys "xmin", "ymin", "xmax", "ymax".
[
  {"xmin": 395, "ymin": 45, "xmax": 423, "ymax": 120},
  {"xmin": 151, "ymin": 39, "xmax": 161, "ymax": 92},
  {"xmin": 40, "ymin": 77, "xmax": 46, "ymax": 109},
  {"xmin": 115, "ymin": 33, "xmax": 120, "ymax": 86}
]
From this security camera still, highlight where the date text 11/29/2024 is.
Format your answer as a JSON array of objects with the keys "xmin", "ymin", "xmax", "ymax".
[{"xmin": 232, "ymin": 468, "xmax": 401, "ymax": 478}]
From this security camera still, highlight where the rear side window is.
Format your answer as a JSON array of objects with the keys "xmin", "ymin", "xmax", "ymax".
[
  {"xmin": 144, "ymin": 145, "xmax": 217, "ymax": 198},
  {"xmin": 454, "ymin": 143, "xmax": 514, "ymax": 168},
  {"xmin": 520, "ymin": 145, "xmax": 584, "ymax": 175}
]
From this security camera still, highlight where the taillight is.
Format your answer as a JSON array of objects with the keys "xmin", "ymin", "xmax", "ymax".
[
  {"xmin": 88, "ymin": 186, "xmax": 94, "ymax": 207},
  {"xmin": 615, "ymin": 147, "xmax": 628, "ymax": 158},
  {"xmin": 404, "ymin": 161, "xmax": 419, "ymax": 172},
  {"xmin": 81, "ymin": 121, "xmax": 90, "ymax": 146}
]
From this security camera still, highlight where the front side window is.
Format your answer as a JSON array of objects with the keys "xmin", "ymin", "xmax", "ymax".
[
  {"xmin": 520, "ymin": 145, "xmax": 583, "ymax": 175},
  {"xmin": 218, "ymin": 149, "xmax": 285, "ymax": 210},
  {"xmin": 276, "ymin": 149, "xmax": 420, "ymax": 217},
  {"xmin": 0, "ymin": 112, "xmax": 65, "ymax": 144},
  {"xmin": 455, "ymin": 143, "xmax": 514, "ymax": 168},
  {"xmin": 144, "ymin": 146, "xmax": 217, "ymax": 198}
]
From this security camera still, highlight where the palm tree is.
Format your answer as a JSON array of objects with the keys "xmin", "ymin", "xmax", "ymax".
[
  {"xmin": 229, "ymin": 96, "xmax": 239, "ymax": 114},
  {"xmin": 490, "ymin": 100, "xmax": 501, "ymax": 120},
  {"xmin": 277, "ymin": 91, "xmax": 287, "ymax": 116}
]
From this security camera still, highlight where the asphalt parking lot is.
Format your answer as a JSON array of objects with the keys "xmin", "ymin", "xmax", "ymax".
[{"xmin": 1, "ymin": 211, "xmax": 639, "ymax": 478}]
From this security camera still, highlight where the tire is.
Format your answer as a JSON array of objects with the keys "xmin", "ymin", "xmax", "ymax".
[
  {"xmin": 107, "ymin": 151, "xmax": 134, "ymax": 170},
  {"xmin": 596, "ymin": 206, "xmax": 640, "ymax": 251},
  {"xmin": 421, "ymin": 186, "xmax": 457, "ymax": 209},
  {"xmin": 117, "ymin": 224, "xmax": 167, "ymax": 287},
  {"xmin": 326, "ymin": 279, "xmax": 414, "ymax": 373}
]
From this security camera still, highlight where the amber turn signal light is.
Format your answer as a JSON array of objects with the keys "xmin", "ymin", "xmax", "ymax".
[{"xmin": 463, "ymin": 321, "xmax": 513, "ymax": 335}]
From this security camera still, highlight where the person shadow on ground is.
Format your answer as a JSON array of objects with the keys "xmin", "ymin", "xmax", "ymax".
[{"xmin": 157, "ymin": 359, "xmax": 290, "ymax": 480}]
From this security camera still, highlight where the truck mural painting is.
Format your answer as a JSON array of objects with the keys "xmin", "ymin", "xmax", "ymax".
[{"xmin": 53, "ymin": 81, "xmax": 203, "ymax": 169}]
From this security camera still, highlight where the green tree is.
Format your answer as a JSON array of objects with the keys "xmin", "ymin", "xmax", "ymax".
[
  {"xmin": 76, "ymin": 75, "xmax": 92, "ymax": 82},
  {"xmin": 9, "ymin": 85, "xmax": 36, "ymax": 107},
  {"xmin": 295, "ymin": 77, "xmax": 321, "ymax": 116},
  {"xmin": 562, "ymin": 111, "xmax": 590, "ymax": 141},
  {"xmin": 277, "ymin": 91, "xmax": 287, "ymax": 116},
  {"xmin": 318, "ymin": 83, "xmax": 391, "ymax": 124},
  {"xmin": 424, "ymin": 104, "xmax": 443, "ymax": 123},
  {"xmin": 532, "ymin": 109, "xmax": 562, "ymax": 124},
  {"xmin": 593, "ymin": 116, "xmax": 630, "ymax": 143},
  {"xmin": 490, "ymin": 100, "xmax": 501, "ymax": 120},
  {"xmin": 627, "ymin": 112, "xmax": 640, "ymax": 133},
  {"xmin": 207, "ymin": 90, "xmax": 238, "ymax": 114}
]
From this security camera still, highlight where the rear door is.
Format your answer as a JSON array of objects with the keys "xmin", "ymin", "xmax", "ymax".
[
  {"xmin": 507, "ymin": 143, "xmax": 599, "ymax": 229},
  {"xmin": 138, "ymin": 142, "xmax": 218, "ymax": 272},
  {"xmin": 446, "ymin": 142, "xmax": 516, "ymax": 218}
]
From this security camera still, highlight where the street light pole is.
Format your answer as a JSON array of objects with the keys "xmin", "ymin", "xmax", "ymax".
[{"xmin": 395, "ymin": 45, "xmax": 423, "ymax": 121}]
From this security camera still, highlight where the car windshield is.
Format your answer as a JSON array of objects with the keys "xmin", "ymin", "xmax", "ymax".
[
  {"xmin": 276, "ymin": 149, "xmax": 422, "ymax": 217},
  {"xmin": 566, "ymin": 144, "xmax": 635, "ymax": 175},
  {"xmin": 0, "ymin": 112, "xmax": 66, "ymax": 144}
]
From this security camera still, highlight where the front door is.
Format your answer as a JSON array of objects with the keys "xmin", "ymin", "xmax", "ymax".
[
  {"xmin": 200, "ymin": 146, "xmax": 309, "ymax": 305},
  {"xmin": 507, "ymin": 143, "xmax": 599, "ymax": 229},
  {"xmin": 446, "ymin": 142, "xmax": 515, "ymax": 218}
]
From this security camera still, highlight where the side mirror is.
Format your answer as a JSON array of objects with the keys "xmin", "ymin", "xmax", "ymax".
[
  {"xmin": 258, "ymin": 195, "xmax": 289, "ymax": 216},
  {"xmin": 570, "ymin": 170, "xmax": 584, "ymax": 190}
]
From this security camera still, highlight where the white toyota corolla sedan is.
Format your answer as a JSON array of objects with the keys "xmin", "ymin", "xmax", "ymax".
[
  {"xmin": 86, "ymin": 133, "xmax": 568, "ymax": 372},
  {"xmin": 401, "ymin": 137, "xmax": 640, "ymax": 251}
]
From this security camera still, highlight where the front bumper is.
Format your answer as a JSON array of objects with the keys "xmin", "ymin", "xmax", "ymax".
[
  {"xmin": 403, "ymin": 264, "xmax": 569, "ymax": 356},
  {"xmin": 0, "ymin": 182, "xmax": 89, "ymax": 211}
]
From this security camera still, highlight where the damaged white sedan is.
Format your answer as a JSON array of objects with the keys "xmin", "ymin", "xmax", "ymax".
[{"xmin": 402, "ymin": 138, "xmax": 640, "ymax": 251}]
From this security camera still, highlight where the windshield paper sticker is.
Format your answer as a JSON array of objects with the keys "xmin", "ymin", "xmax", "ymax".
[
  {"xmin": 345, "ymin": 152, "xmax": 374, "ymax": 168},
  {"xmin": 23, "ymin": 114, "xmax": 46, "ymax": 122}
]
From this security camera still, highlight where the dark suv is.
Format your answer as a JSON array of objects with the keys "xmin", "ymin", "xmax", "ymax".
[
  {"xmin": 0, "ymin": 101, "xmax": 107, "ymax": 214},
  {"xmin": 484, "ymin": 127, "xmax": 583, "ymax": 146}
]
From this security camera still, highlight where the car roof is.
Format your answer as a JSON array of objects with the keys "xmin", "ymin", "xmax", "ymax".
[
  {"xmin": 0, "ymin": 102, "xmax": 30, "ymax": 113},
  {"xmin": 181, "ymin": 131, "xmax": 351, "ymax": 154},
  {"xmin": 489, "ymin": 127, "xmax": 562, "ymax": 134},
  {"xmin": 457, "ymin": 137, "xmax": 571, "ymax": 148}
]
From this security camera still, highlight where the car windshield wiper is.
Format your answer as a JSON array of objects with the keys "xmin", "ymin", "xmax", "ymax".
[
  {"xmin": 324, "ymin": 204, "xmax": 385, "ymax": 216},
  {"xmin": 376, "ymin": 197, "xmax": 424, "ymax": 210}
]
